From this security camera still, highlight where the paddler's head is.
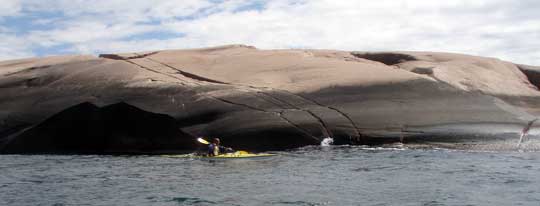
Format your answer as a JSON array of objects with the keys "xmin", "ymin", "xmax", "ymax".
[{"xmin": 213, "ymin": 138, "xmax": 220, "ymax": 145}]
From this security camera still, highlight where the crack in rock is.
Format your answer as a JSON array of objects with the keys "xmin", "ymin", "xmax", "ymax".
[
  {"xmin": 252, "ymin": 91, "xmax": 332, "ymax": 139},
  {"xmin": 121, "ymin": 58, "xmax": 322, "ymax": 141},
  {"xmin": 125, "ymin": 56, "xmax": 365, "ymax": 143},
  {"xmin": 268, "ymin": 89, "xmax": 364, "ymax": 142},
  {"xmin": 99, "ymin": 51, "xmax": 159, "ymax": 60},
  {"xmin": 146, "ymin": 57, "xmax": 227, "ymax": 84},
  {"xmin": 123, "ymin": 59, "xmax": 190, "ymax": 86}
]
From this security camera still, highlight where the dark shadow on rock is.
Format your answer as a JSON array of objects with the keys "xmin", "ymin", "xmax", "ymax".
[
  {"xmin": 351, "ymin": 52, "xmax": 417, "ymax": 65},
  {"xmin": 411, "ymin": 67, "xmax": 434, "ymax": 75},
  {"xmin": 176, "ymin": 110, "xmax": 224, "ymax": 128},
  {"xmin": 209, "ymin": 126, "xmax": 320, "ymax": 152},
  {"xmin": 297, "ymin": 79, "xmax": 528, "ymax": 145},
  {"xmin": 195, "ymin": 110, "xmax": 323, "ymax": 152},
  {"xmin": 1, "ymin": 102, "xmax": 197, "ymax": 154},
  {"xmin": 517, "ymin": 64, "xmax": 540, "ymax": 89},
  {"xmin": 1, "ymin": 79, "xmax": 537, "ymax": 154}
]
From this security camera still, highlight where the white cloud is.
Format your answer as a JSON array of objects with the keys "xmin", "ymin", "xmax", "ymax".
[
  {"xmin": 1, "ymin": 0, "xmax": 539, "ymax": 65},
  {"xmin": 0, "ymin": 33, "xmax": 34, "ymax": 60},
  {"xmin": 22, "ymin": 0, "xmax": 218, "ymax": 24},
  {"xmin": 0, "ymin": 0, "xmax": 22, "ymax": 18},
  {"xmin": 28, "ymin": 21, "xmax": 160, "ymax": 47}
]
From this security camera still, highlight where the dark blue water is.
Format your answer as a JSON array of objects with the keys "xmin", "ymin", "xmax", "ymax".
[{"xmin": 2, "ymin": 146, "xmax": 540, "ymax": 206}]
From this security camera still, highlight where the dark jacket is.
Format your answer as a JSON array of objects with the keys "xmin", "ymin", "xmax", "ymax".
[{"xmin": 208, "ymin": 143, "xmax": 233, "ymax": 156}]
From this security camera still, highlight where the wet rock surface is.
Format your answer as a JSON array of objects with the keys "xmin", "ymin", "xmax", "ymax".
[{"xmin": 1, "ymin": 45, "xmax": 539, "ymax": 154}]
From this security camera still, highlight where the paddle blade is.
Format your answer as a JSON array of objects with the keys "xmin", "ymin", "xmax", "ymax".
[{"xmin": 197, "ymin": 137, "xmax": 210, "ymax": 145}]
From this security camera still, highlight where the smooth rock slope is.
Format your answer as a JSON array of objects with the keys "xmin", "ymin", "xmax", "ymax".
[{"xmin": 1, "ymin": 45, "xmax": 539, "ymax": 154}]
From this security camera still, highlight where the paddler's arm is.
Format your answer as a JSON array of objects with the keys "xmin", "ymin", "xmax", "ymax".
[{"xmin": 219, "ymin": 146, "xmax": 235, "ymax": 153}]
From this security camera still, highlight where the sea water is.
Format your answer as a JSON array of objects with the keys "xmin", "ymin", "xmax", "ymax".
[{"xmin": 1, "ymin": 146, "xmax": 540, "ymax": 206}]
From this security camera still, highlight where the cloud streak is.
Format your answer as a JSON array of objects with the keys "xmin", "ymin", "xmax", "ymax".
[{"xmin": 0, "ymin": 0, "xmax": 538, "ymax": 65}]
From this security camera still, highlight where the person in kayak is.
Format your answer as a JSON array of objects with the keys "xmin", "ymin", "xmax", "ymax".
[{"xmin": 208, "ymin": 138, "xmax": 234, "ymax": 156}]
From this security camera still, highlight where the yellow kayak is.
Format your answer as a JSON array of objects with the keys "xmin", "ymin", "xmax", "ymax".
[{"xmin": 161, "ymin": 151, "xmax": 276, "ymax": 159}]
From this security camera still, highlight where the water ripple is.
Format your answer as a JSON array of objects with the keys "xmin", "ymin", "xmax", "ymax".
[{"xmin": 2, "ymin": 147, "xmax": 540, "ymax": 205}]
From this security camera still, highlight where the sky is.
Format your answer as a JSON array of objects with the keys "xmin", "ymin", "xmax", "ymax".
[{"xmin": 0, "ymin": 0, "xmax": 539, "ymax": 65}]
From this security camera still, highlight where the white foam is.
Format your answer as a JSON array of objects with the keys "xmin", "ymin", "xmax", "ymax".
[{"xmin": 321, "ymin": 137, "xmax": 334, "ymax": 146}]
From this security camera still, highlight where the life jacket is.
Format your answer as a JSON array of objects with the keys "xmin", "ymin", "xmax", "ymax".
[
  {"xmin": 208, "ymin": 143, "xmax": 220, "ymax": 156},
  {"xmin": 213, "ymin": 144, "xmax": 220, "ymax": 156}
]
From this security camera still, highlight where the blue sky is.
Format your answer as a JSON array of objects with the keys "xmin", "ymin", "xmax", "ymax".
[{"xmin": 1, "ymin": 0, "xmax": 539, "ymax": 65}]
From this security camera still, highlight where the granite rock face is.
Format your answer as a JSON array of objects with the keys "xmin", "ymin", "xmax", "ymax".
[{"xmin": 1, "ymin": 45, "xmax": 539, "ymax": 154}]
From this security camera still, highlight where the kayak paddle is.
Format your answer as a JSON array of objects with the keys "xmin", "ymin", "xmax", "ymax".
[{"xmin": 197, "ymin": 137, "xmax": 210, "ymax": 145}]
